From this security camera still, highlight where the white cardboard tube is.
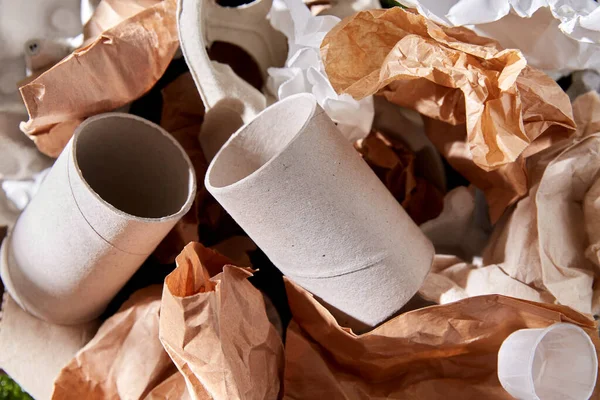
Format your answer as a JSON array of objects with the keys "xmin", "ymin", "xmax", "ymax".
[
  {"xmin": 0, "ymin": 113, "xmax": 196, "ymax": 324},
  {"xmin": 206, "ymin": 93, "xmax": 434, "ymax": 331}
]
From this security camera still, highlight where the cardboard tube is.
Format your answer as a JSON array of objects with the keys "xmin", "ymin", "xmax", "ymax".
[
  {"xmin": 0, "ymin": 113, "xmax": 196, "ymax": 324},
  {"xmin": 206, "ymin": 93, "xmax": 434, "ymax": 331}
]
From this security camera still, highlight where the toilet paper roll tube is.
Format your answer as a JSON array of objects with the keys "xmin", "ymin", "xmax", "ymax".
[
  {"xmin": 0, "ymin": 113, "xmax": 196, "ymax": 324},
  {"xmin": 206, "ymin": 93, "xmax": 434, "ymax": 331}
]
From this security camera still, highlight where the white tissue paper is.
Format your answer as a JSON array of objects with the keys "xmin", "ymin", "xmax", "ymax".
[
  {"xmin": 267, "ymin": 0, "xmax": 375, "ymax": 142},
  {"xmin": 400, "ymin": 0, "xmax": 600, "ymax": 77}
]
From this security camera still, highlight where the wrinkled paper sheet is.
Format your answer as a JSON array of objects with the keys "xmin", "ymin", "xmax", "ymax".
[
  {"xmin": 423, "ymin": 91, "xmax": 600, "ymax": 316},
  {"xmin": 399, "ymin": 0, "xmax": 600, "ymax": 77},
  {"xmin": 19, "ymin": 0, "xmax": 179, "ymax": 157},
  {"xmin": 159, "ymin": 242, "xmax": 284, "ymax": 400},
  {"xmin": 268, "ymin": 0, "xmax": 374, "ymax": 142},
  {"xmin": 321, "ymin": 7, "xmax": 576, "ymax": 221}
]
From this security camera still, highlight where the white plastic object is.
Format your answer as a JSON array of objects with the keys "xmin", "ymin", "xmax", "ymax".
[
  {"xmin": 498, "ymin": 323, "xmax": 598, "ymax": 400},
  {"xmin": 205, "ymin": 93, "xmax": 434, "ymax": 332},
  {"xmin": 0, "ymin": 113, "xmax": 196, "ymax": 324}
]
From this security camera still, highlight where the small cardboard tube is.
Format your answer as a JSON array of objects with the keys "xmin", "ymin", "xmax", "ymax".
[
  {"xmin": 206, "ymin": 93, "xmax": 434, "ymax": 331},
  {"xmin": 0, "ymin": 113, "xmax": 196, "ymax": 324}
]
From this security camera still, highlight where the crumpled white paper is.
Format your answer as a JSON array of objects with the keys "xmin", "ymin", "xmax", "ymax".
[
  {"xmin": 400, "ymin": 0, "xmax": 600, "ymax": 77},
  {"xmin": 0, "ymin": 168, "xmax": 50, "ymax": 227},
  {"xmin": 267, "ymin": 0, "xmax": 374, "ymax": 142}
]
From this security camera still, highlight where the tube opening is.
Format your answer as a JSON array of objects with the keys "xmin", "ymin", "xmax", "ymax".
[
  {"xmin": 207, "ymin": 94, "xmax": 316, "ymax": 189},
  {"xmin": 73, "ymin": 114, "xmax": 194, "ymax": 219},
  {"xmin": 532, "ymin": 324, "xmax": 597, "ymax": 400}
]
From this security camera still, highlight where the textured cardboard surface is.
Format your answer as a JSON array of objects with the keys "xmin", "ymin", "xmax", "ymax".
[
  {"xmin": 1, "ymin": 113, "xmax": 196, "ymax": 324},
  {"xmin": 177, "ymin": 0, "xmax": 287, "ymax": 160},
  {"xmin": 0, "ymin": 293, "xmax": 99, "ymax": 400},
  {"xmin": 206, "ymin": 93, "xmax": 434, "ymax": 331}
]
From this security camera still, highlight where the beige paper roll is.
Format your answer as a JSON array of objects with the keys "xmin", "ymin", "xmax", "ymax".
[
  {"xmin": 206, "ymin": 93, "xmax": 434, "ymax": 331},
  {"xmin": 0, "ymin": 113, "xmax": 196, "ymax": 324}
]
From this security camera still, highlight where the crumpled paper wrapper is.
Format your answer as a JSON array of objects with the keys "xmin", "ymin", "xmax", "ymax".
[
  {"xmin": 399, "ymin": 0, "xmax": 600, "ymax": 77},
  {"xmin": 438, "ymin": 91, "xmax": 600, "ymax": 316},
  {"xmin": 283, "ymin": 277, "xmax": 600, "ymax": 399},
  {"xmin": 19, "ymin": 0, "xmax": 179, "ymax": 157},
  {"xmin": 419, "ymin": 255, "xmax": 555, "ymax": 305},
  {"xmin": 159, "ymin": 242, "xmax": 284, "ymax": 400},
  {"xmin": 420, "ymin": 92, "xmax": 600, "ymax": 314},
  {"xmin": 321, "ymin": 7, "xmax": 576, "ymax": 174},
  {"xmin": 51, "ymin": 285, "xmax": 179, "ymax": 400},
  {"xmin": 355, "ymin": 130, "xmax": 444, "ymax": 224},
  {"xmin": 422, "ymin": 117, "xmax": 528, "ymax": 222}
]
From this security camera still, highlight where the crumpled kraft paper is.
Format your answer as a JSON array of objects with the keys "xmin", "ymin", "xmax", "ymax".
[
  {"xmin": 321, "ymin": 7, "xmax": 576, "ymax": 172},
  {"xmin": 282, "ymin": 277, "xmax": 600, "ymax": 399},
  {"xmin": 355, "ymin": 130, "xmax": 444, "ymax": 224},
  {"xmin": 482, "ymin": 91, "xmax": 600, "ymax": 315},
  {"xmin": 399, "ymin": 0, "xmax": 600, "ymax": 77},
  {"xmin": 423, "ymin": 117, "xmax": 528, "ymax": 222},
  {"xmin": 51, "ymin": 285, "xmax": 180, "ymax": 400},
  {"xmin": 19, "ymin": 0, "xmax": 179, "ymax": 156},
  {"xmin": 419, "ymin": 255, "xmax": 555, "ymax": 305},
  {"xmin": 159, "ymin": 242, "xmax": 284, "ymax": 400}
]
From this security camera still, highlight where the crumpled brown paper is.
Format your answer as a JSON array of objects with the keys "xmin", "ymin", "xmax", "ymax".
[
  {"xmin": 321, "ymin": 7, "xmax": 575, "ymax": 173},
  {"xmin": 159, "ymin": 242, "xmax": 284, "ymax": 400},
  {"xmin": 419, "ymin": 255, "xmax": 555, "ymax": 305},
  {"xmin": 51, "ymin": 285, "xmax": 179, "ymax": 400},
  {"xmin": 282, "ymin": 277, "xmax": 600, "ymax": 399},
  {"xmin": 441, "ymin": 91, "xmax": 600, "ymax": 316},
  {"xmin": 423, "ymin": 117, "xmax": 528, "ymax": 222},
  {"xmin": 19, "ymin": 0, "xmax": 179, "ymax": 157},
  {"xmin": 355, "ymin": 130, "xmax": 444, "ymax": 224}
]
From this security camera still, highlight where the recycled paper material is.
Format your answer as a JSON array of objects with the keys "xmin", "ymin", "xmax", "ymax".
[
  {"xmin": 267, "ymin": 0, "xmax": 375, "ymax": 142},
  {"xmin": 159, "ymin": 242, "xmax": 284, "ymax": 400},
  {"xmin": 423, "ymin": 117, "xmax": 528, "ymax": 223},
  {"xmin": 479, "ymin": 91, "xmax": 600, "ymax": 315},
  {"xmin": 0, "ymin": 293, "xmax": 99, "ymax": 400},
  {"xmin": 206, "ymin": 93, "xmax": 434, "ymax": 331},
  {"xmin": 1, "ymin": 113, "xmax": 196, "ymax": 323},
  {"xmin": 19, "ymin": 0, "xmax": 179, "ymax": 156},
  {"xmin": 282, "ymin": 278, "xmax": 600, "ymax": 399},
  {"xmin": 399, "ymin": 0, "xmax": 600, "ymax": 76},
  {"xmin": 372, "ymin": 96, "xmax": 446, "ymax": 192},
  {"xmin": 178, "ymin": 0, "xmax": 287, "ymax": 160},
  {"xmin": 354, "ymin": 130, "xmax": 444, "ymax": 224},
  {"xmin": 419, "ymin": 255, "xmax": 554, "ymax": 305},
  {"xmin": 51, "ymin": 286, "xmax": 179, "ymax": 400},
  {"xmin": 321, "ymin": 7, "xmax": 576, "ymax": 172}
]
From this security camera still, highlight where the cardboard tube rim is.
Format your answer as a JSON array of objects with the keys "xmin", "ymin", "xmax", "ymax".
[
  {"xmin": 206, "ymin": 93, "xmax": 317, "ymax": 192},
  {"xmin": 71, "ymin": 113, "xmax": 197, "ymax": 222}
]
